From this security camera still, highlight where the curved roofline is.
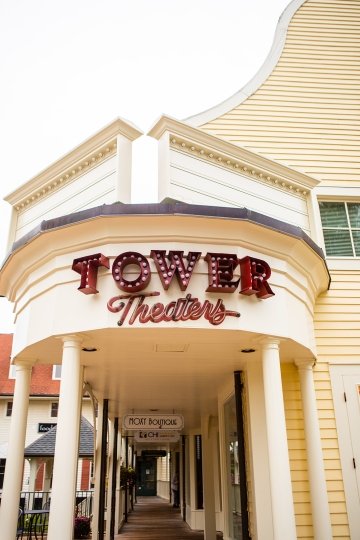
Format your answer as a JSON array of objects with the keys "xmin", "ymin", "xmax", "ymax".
[
  {"xmin": 8, "ymin": 200, "xmax": 326, "ymax": 263},
  {"xmin": 185, "ymin": 0, "xmax": 306, "ymax": 127}
]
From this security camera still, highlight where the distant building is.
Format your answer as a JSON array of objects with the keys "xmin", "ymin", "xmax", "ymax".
[{"xmin": 0, "ymin": 334, "xmax": 93, "ymax": 501}]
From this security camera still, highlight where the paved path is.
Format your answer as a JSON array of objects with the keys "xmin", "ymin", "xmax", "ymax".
[{"xmin": 116, "ymin": 497, "xmax": 223, "ymax": 539}]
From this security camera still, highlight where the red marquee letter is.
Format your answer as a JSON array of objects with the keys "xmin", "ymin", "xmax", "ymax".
[
  {"xmin": 112, "ymin": 251, "xmax": 151, "ymax": 292},
  {"xmin": 239, "ymin": 256, "xmax": 275, "ymax": 299},
  {"xmin": 72, "ymin": 253, "xmax": 109, "ymax": 294},
  {"xmin": 205, "ymin": 253, "xmax": 240, "ymax": 293},
  {"xmin": 150, "ymin": 250, "xmax": 201, "ymax": 291}
]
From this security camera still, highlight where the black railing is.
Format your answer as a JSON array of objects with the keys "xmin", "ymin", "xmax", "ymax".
[
  {"xmin": 17, "ymin": 490, "xmax": 93, "ymax": 518},
  {"xmin": 19, "ymin": 491, "xmax": 51, "ymax": 511},
  {"xmin": 75, "ymin": 490, "xmax": 93, "ymax": 518}
]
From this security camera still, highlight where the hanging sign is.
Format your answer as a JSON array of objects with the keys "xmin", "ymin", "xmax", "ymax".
[
  {"xmin": 134, "ymin": 431, "xmax": 180, "ymax": 443},
  {"xmin": 123, "ymin": 414, "xmax": 184, "ymax": 431}
]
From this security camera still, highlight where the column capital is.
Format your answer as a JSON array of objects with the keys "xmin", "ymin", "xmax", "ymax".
[
  {"xmin": 57, "ymin": 334, "xmax": 84, "ymax": 347},
  {"xmin": 12, "ymin": 359, "xmax": 35, "ymax": 371},
  {"xmin": 258, "ymin": 336, "xmax": 281, "ymax": 350},
  {"xmin": 294, "ymin": 358, "xmax": 315, "ymax": 370}
]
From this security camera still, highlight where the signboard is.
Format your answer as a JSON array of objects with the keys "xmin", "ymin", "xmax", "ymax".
[
  {"xmin": 38, "ymin": 423, "xmax": 57, "ymax": 433},
  {"xmin": 72, "ymin": 249, "xmax": 275, "ymax": 327},
  {"xmin": 142, "ymin": 450, "xmax": 167, "ymax": 457},
  {"xmin": 134, "ymin": 431, "xmax": 180, "ymax": 443},
  {"xmin": 123, "ymin": 414, "xmax": 184, "ymax": 431}
]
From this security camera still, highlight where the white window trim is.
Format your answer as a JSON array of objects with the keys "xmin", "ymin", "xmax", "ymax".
[
  {"xmin": 52, "ymin": 365, "xmax": 62, "ymax": 380},
  {"xmin": 316, "ymin": 197, "xmax": 360, "ymax": 262}
]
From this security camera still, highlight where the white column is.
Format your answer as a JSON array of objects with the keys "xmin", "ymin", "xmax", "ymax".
[
  {"xmin": 0, "ymin": 362, "xmax": 32, "ymax": 538},
  {"xmin": 47, "ymin": 336, "xmax": 83, "ymax": 540},
  {"xmin": 201, "ymin": 415, "xmax": 217, "ymax": 540},
  {"xmin": 295, "ymin": 359, "xmax": 332, "ymax": 539},
  {"xmin": 262, "ymin": 339, "xmax": 297, "ymax": 540},
  {"xmin": 246, "ymin": 360, "xmax": 273, "ymax": 540},
  {"xmin": 28, "ymin": 458, "xmax": 38, "ymax": 493}
]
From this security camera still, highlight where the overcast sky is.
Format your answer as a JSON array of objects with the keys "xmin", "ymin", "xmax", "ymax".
[{"xmin": 0, "ymin": 0, "xmax": 291, "ymax": 332}]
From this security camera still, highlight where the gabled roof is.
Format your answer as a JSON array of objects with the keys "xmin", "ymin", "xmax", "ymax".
[{"xmin": 24, "ymin": 416, "xmax": 94, "ymax": 458}]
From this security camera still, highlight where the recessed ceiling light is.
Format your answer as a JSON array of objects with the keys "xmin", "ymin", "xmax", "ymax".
[
  {"xmin": 82, "ymin": 347, "xmax": 97, "ymax": 352},
  {"xmin": 241, "ymin": 348, "xmax": 256, "ymax": 353}
]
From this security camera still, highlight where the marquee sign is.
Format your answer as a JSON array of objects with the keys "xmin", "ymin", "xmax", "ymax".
[
  {"xmin": 123, "ymin": 414, "xmax": 184, "ymax": 431},
  {"xmin": 72, "ymin": 249, "xmax": 274, "ymax": 327}
]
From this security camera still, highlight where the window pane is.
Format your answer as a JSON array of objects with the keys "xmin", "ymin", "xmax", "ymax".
[
  {"xmin": 52, "ymin": 365, "xmax": 62, "ymax": 380},
  {"xmin": 352, "ymin": 231, "xmax": 360, "ymax": 256},
  {"xmin": 323, "ymin": 230, "xmax": 354, "ymax": 256},
  {"xmin": 348, "ymin": 203, "xmax": 360, "ymax": 229},
  {"xmin": 51, "ymin": 402, "xmax": 59, "ymax": 418},
  {"xmin": 0, "ymin": 459, "xmax": 6, "ymax": 489},
  {"xmin": 6, "ymin": 402, "xmax": 13, "ymax": 416},
  {"xmin": 319, "ymin": 202, "xmax": 348, "ymax": 228}
]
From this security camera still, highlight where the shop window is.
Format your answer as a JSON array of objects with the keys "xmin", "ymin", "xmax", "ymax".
[
  {"xmin": 6, "ymin": 401, "xmax": 13, "ymax": 417},
  {"xmin": 52, "ymin": 365, "xmax": 62, "ymax": 380},
  {"xmin": 319, "ymin": 201, "xmax": 360, "ymax": 257},
  {"xmin": 0, "ymin": 458, "xmax": 6, "ymax": 489},
  {"xmin": 50, "ymin": 402, "xmax": 59, "ymax": 418},
  {"xmin": 194, "ymin": 434, "xmax": 203, "ymax": 509}
]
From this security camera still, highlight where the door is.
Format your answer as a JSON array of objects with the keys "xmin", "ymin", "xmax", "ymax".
[
  {"xmin": 330, "ymin": 365, "xmax": 360, "ymax": 539},
  {"xmin": 136, "ymin": 457, "xmax": 157, "ymax": 496}
]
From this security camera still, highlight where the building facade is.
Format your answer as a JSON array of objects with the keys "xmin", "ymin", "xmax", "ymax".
[
  {"xmin": 0, "ymin": 1, "xmax": 359, "ymax": 539},
  {"xmin": 0, "ymin": 334, "xmax": 94, "ymax": 504}
]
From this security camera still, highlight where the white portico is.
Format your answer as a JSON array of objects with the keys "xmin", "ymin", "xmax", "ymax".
[{"xmin": 0, "ymin": 184, "xmax": 330, "ymax": 540}]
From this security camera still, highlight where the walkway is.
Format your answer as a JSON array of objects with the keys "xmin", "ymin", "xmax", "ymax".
[{"xmin": 116, "ymin": 497, "xmax": 223, "ymax": 539}]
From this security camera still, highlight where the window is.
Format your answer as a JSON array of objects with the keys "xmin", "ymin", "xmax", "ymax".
[
  {"xmin": 6, "ymin": 401, "xmax": 13, "ymax": 416},
  {"xmin": 8, "ymin": 364, "xmax": 16, "ymax": 379},
  {"xmin": 319, "ymin": 201, "xmax": 360, "ymax": 257},
  {"xmin": 52, "ymin": 365, "xmax": 62, "ymax": 380},
  {"xmin": 194, "ymin": 434, "xmax": 203, "ymax": 509},
  {"xmin": 50, "ymin": 402, "xmax": 59, "ymax": 418},
  {"xmin": 0, "ymin": 459, "xmax": 5, "ymax": 489}
]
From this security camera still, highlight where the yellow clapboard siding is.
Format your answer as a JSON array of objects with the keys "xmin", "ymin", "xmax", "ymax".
[
  {"xmin": 200, "ymin": 0, "xmax": 360, "ymax": 187},
  {"xmin": 317, "ymin": 346, "xmax": 360, "ymax": 355},
  {"xmin": 316, "ymin": 337, "xmax": 360, "ymax": 345},
  {"xmin": 295, "ymin": 525, "xmax": 314, "ymax": 538},
  {"xmin": 291, "ymin": 460, "xmax": 308, "ymax": 471},
  {"xmin": 294, "ymin": 502, "xmax": 312, "ymax": 514},
  {"xmin": 295, "ymin": 514, "xmax": 313, "ymax": 526},
  {"xmin": 332, "ymin": 524, "xmax": 351, "ymax": 538},
  {"xmin": 197, "ymin": 1, "xmax": 357, "ymax": 536},
  {"xmin": 325, "ymin": 469, "xmax": 346, "ymax": 481},
  {"xmin": 293, "ymin": 491, "xmax": 311, "ymax": 504},
  {"xmin": 328, "ymin": 491, "xmax": 346, "ymax": 503}
]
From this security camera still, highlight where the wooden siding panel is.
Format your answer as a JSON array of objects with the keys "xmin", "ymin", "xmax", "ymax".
[
  {"xmin": 311, "ymin": 269, "xmax": 360, "ymax": 539},
  {"xmin": 200, "ymin": 0, "xmax": 360, "ymax": 187}
]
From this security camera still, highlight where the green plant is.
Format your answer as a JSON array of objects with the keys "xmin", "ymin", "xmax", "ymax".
[{"xmin": 120, "ymin": 465, "xmax": 136, "ymax": 487}]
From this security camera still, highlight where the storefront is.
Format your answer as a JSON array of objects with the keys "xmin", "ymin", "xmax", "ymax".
[{"xmin": 1, "ymin": 1, "xmax": 359, "ymax": 539}]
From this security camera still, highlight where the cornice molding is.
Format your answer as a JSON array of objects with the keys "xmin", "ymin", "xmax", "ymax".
[
  {"xmin": 148, "ymin": 115, "xmax": 319, "ymax": 194},
  {"xmin": 185, "ymin": 0, "xmax": 306, "ymax": 126},
  {"xmin": 5, "ymin": 117, "xmax": 143, "ymax": 210}
]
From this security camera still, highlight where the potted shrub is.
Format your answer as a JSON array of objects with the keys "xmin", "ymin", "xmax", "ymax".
[
  {"xmin": 120, "ymin": 465, "xmax": 136, "ymax": 488},
  {"xmin": 74, "ymin": 515, "xmax": 91, "ymax": 539}
]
